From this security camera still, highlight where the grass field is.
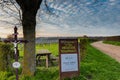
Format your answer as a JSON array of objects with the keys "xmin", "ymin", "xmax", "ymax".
[
  {"xmin": 36, "ymin": 43, "xmax": 58, "ymax": 56},
  {"xmin": 19, "ymin": 43, "xmax": 58, "ymax": 57},
  {"xmin": 1, "ymin": 43, "xmax": 120, "ymax": 80},
  {"xmin": 103, "ymin": 41, "xmax": 120, "ymax": 46}
]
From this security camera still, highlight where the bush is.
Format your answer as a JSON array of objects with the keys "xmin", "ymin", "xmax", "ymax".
[
  {"xmin": 79, "ymin": 38, "xmax": 88, "ymax": 61},
  {"xmin": 0, "ymin": 42, "xmax": 14, "ymax": 71},
  {"xmin": 7, "ymin": 75, "xmax": 16, "ymax": 80},
  {"xmin": 0, "ymin": 71, "xmax": 7, "ymax": 80}
]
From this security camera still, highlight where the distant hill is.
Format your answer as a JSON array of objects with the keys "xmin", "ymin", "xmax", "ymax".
[
  {"xmin": 36, "ymin": 37, "xmax": 78, "ymax": 43},
  {"xmin": 1, "ymin": 35, "xmax": 119, "ymax": 43}
]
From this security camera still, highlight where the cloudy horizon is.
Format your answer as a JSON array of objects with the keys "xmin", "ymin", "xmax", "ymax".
[{"xmin": 0, "ymin": 0, "xmax": 120, "ymax": 38}]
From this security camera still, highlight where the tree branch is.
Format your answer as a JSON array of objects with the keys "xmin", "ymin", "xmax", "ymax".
[
  {"xmin": 15, "ymin": 0, "xmax": 24, "ymax": 9},
  {"xmin": 44, "ymin": 0, "xmax": 51, "ymax": 13},
  {"xmin": 10, "ymin": 0, "xmax": 22, "ymax": 24},
  {"xmin": 0, "ymin": 20, "xmax": 20, "ymax": 26}
]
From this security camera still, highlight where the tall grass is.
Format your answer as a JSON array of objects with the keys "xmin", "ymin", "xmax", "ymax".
[
  {"xmin": 19, "ymin": 67, "xmax": 59, "ymax": 80},
  {"xmin": 0, "ymin": 71, "xmax": 7, "ymax": 80}
]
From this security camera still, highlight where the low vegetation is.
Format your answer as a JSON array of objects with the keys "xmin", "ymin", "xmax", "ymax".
[
  {"xmin": 103, "ymin": 41, "xmax": 120, "ymax": 46},
  {"xmin": 0, "ymin": 42, "xmax": 13, "ymax": 71},
  {"xmin": 1, "ymin": 42, "xmax": 120, "ymax": 80}
]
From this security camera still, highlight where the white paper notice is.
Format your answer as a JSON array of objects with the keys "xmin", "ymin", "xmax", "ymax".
[{"xmin": 61, "ymin": 54, "xmax": 78, "ymax": 72}]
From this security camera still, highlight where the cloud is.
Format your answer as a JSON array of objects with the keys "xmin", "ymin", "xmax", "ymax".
[{"xmin": 0, "ymin": 0, "xmax": 120, "ymax": 37}]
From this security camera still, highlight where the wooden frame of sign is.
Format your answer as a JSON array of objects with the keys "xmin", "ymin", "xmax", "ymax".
[{"xmin": 59, "ymin": 39, "xmax": 80, "ymax": 80}]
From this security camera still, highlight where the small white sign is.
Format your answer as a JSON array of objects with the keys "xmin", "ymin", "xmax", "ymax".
[
  {"xmin": 12, "ymin": 62, "xmax": 21, "ymax": 68},
  {"xmin": 61, "ymin": 54, "xmax": 78, "ymax": 72}
]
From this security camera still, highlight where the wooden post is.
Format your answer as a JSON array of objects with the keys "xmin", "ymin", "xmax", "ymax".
[
  {"xmin": 4, "ymin": 26, "xmax": 28, "ymax": 80},
  {"xmin": 46, "ymin": 55, "xmax": 49, "ymax": 68}
]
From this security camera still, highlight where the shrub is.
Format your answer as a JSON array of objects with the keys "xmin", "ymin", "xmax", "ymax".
[
  {"xmin": 0, "ymin": 42, "xmax": 14, "ymax": 71},
  {"xmin": 0, "ymin": 71, "xmax": 7, "ymax": 80},
  {"xmin": 79, "ymin": 38, "xmax": 88, "ymax": 61},
  {"xmin": 7, "ymin": 75, "xmax": 16, "ymax": 80}
]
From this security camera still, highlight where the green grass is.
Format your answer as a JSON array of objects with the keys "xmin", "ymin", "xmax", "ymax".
[
  {"xmin": 1, "ymin": 43, "xmax": 120, "ymax": 80},
  {"xmin": 18, "ymin": 67, "xmax": 59, "ymax": 80},
  {"xmin": 103, "ymin": 41, "xmax": 120, "ymax": 46},
  {"xmin": 36, "ymin": 43, "xmax": 58, "ymax": 56},
  {"xmin": 80, "ymin": 45, "xmax": 120, "ymax": 80},
  {"xmin": 19, "ymin": 43, "xmax": 58, "ymax": 57}
]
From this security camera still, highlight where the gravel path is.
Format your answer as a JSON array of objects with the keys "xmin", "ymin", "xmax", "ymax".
[{"xmin": 91, "ymin": 41, "xmax": 120, "ymax": 62}]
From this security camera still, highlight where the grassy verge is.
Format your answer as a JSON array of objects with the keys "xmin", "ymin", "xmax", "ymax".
[
  {"xmin": 80, "ymin": 45, "xmax": 120, "ymax": 80},
  {"xmin": 103, "ymin": 41, "xmax": 120, "ymax": 46},
  {"xmin": 1, "ymin": 43, "xmax": 120, "ymax": 80}
]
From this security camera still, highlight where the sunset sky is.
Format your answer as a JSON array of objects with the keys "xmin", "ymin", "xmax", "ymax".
[{"xmin": 0, "ymin": 0, "xmax": 120, "ymax": 38}]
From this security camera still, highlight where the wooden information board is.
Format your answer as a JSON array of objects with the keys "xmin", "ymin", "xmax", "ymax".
[{"xmin": 59, "ymin": 39, "xmax": 80, "ymax": 80}]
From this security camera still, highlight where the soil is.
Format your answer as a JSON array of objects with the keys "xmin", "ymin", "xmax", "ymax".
[{"xmin": 91, "ymin": 41, "xmax": 120, "ymax": 62}]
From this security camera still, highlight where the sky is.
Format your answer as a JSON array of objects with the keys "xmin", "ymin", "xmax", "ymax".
[{"xmin": 0, "ymin": 0, "xmax": 120, "ymax": 38}]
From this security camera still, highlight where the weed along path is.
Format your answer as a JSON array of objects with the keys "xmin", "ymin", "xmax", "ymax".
[{"xmin": 91, "ymin": 41, "xmax": 120, "ymax": 62}]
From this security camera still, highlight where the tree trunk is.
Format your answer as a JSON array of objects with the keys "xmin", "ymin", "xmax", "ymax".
[
  {"xmin": 15, "ymin": 0, "xmax": 42, "ymax": 76},
  {"xmin": 22, "ymin": 11, "xmax": 36, "ymax": 76}
]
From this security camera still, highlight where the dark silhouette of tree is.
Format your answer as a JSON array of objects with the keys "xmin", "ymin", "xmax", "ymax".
[{"xmin": 0, "ymin": 37, "xmax": 1, "ymax": 42}]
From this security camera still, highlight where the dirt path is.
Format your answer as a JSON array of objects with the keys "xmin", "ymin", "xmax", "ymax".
[{"xmin": 91, "ymin": 41, "xmax": 120, "ymax": 62}]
